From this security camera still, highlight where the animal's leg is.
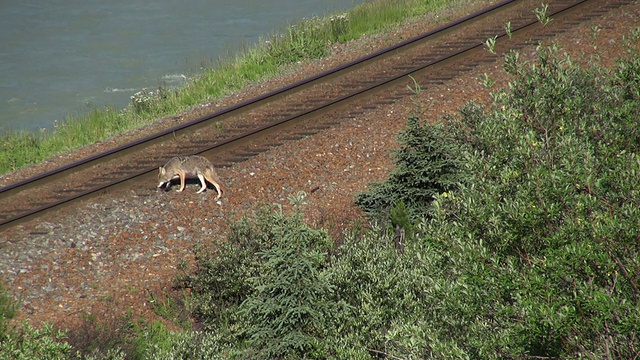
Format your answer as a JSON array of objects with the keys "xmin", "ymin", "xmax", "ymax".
[
  {"xmin": 177, "ymin": 170, "xmax": 186, "ymax": 192},
  {"xmin": 196, "ymin": 174, "xmax": 208, "ymax": 193},
  {"xmin": 203, "ymin": 173, "xmax": 223, "ymax": 200}
]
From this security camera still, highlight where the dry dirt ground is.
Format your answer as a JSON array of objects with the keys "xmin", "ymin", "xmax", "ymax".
[{"xmin": 1, "ymin": 0, "xmax": 638, "ymax": 337}]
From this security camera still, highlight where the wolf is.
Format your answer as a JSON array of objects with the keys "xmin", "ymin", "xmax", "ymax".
[{"xmin": 157, "ymin": 155, "xmax": 223, "ymax": 199}]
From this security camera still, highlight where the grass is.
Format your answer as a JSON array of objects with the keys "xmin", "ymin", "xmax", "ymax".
[
  {"xmin": 2, "ymin": 2, "xmax": 638, "ymax": 358},
  {"xmin": 0, "ymin": 0, "xmax": 476, "ymax": 176}
]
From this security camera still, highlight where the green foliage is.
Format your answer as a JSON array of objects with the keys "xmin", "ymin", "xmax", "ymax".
[
  {"xmin": 179, "ymin": 206, "xmax": 341, "ymax": 358},
  {"xmin": 534, "ymin": 2, "xmax": 552, "ymax": 26},
  {"xmin": 1, "ymin": 285, "xmax": 126, "ymax": 359},
  {"xmin": 356, "ymin": 117, "xmax": 465, "ymax": 219},
  {"xmin": 0, "ymin": 322, "xmax": 72, "ymax": 360},
  {"xmin": 128, "ymin": 321, "xmax": 175, "ymax": 360},
  {"xmin": 339, "ymin": 43, "xmax": 640, "ymax": 358},
  {"xmin": 610, "ymin": 55, "xmax": 640, "ymax": 121},
  {"xmin": 347, "ymin": 0, "xmax": 420, "ymax": 39},
  {"xmin": 462, "ymin": 45, "xmax": 640, "ymax": 259},
  {"xmin": 264, "ymin": 19, "xmax": 330, "ymax": 66},
  {"xmin": 142, "ymin": 331, "xmax": 227, "ymax": 360},
  {"xmin": 173, "ymin": 43, "xmax": 640, "ymax": 359},
  {"xmin": 0, "ymin": 282, "xmax": 17, "ymax": 338},
  {"xmin": 328, "ymin": 225, "xmax": 426, "ymax": 355},
  {"xmin": 146, "ymin": 290, "xmax": 190, "ymax": 328},
  {"xmin": 426, "ymin": 45, "xmax": 640, "ymax": 357},
  {"xmin": 178, "ymin": 207, "xmax": 278, "ymax": 339},
  {"xmin": 238, "ymin": 211, "xmax": 339, "ymax": 359},
  {"xmin": 329, "ymin": 220, "xmax": 521, "ymax": 359},
  {"xmin": 80, "ymin": 347, "xmax": 126, "ymax": 360}
]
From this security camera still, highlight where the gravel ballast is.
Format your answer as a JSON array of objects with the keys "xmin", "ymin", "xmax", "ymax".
[{"xmin": 0, "ymin": 0, "xmax": 638, "ymax": 331}]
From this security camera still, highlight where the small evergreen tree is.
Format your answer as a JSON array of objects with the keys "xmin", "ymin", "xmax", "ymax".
[
  {"xmin": 356, "ymin": 117, "xmax": 465, "ymax": 219},
  {"xmin": 239, "ymin": 213, "xmax": 337, "ymax": 359},
  {"xmin": 180, "ymin": 206, "xmax": 342, "ymax": 359}
]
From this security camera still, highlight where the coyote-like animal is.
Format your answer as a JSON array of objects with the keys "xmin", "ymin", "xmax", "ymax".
[{"xmin": 157, "ymin": 155, "xmax": 223, "ymax": 199}]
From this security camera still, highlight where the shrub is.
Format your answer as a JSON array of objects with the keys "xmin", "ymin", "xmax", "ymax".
[
  {"xmin": 0, "ymin": 322, "xmax": 72, "ymax": 360},
  {"xmin": 1, "ymin": 284, "xmax": 72, "ymax": 359},
  {"xmin": 428, "ymin": 45, "xmax": 640, "ymax": 357},
  {"xmin": 177, "ymin": 211, "xmax": 272, "ymax": 341},
  {"xmin": 355, "ymin": 117, "xmax": 465, "ymax": 220},
  {"xmin": 180, "ymin": 205, "xmax": 342, "ymax": 358},
  {"xmin": 142, "ymin": 331, "xmax": 227, "ymax": 360},
  {"xmin": 238, "ymin": 211, "xmax": 339, "ymax": 359},
  {"xmin": 340, "ymin": 43, "xmax": 640, "ymax": 358}
]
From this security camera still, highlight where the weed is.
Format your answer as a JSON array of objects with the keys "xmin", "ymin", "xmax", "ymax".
[
  {"xmin": 64, "ymin": 311, "xmax": 133, "ymax": 358},
  {"xmin": 407, "ymin": 75, "xmax": 425, "ymax": 117},
  {"xmin": 287, "ymin": 190, "xmax": 308, "ymax": 209},
  {"xmin": 504, "ymin": 21, "xmax": 513, "ymax": 39},
  {"xmin": 484, "ymin": 35, "xmax": 497, "ymax": 54},
  {"xmin": 146, "ymin": 291, "xmax": 178, "ymax": 320},
  {"xmin": 0, "ymin": 282, "xmax": 18, "ymax": 338},
  {"xmin": 479, "ymin": 72, "xmax": 496, "ymax": 88},
  {"xmin": 534, "ymin": 3, "xmax": 552, "ymax": 26},
  {"xmin": 406, "ymin": 75, "xmax": 422, "ymax": 95}
]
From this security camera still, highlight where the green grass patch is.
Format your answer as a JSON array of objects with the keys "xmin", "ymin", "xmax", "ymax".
[{"xmin": 0, "ymin": 0, "xmax": 478, "ymax": 176}]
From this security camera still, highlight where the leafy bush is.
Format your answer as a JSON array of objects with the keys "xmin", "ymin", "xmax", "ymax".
[
  {"xmin": 178, "ymin": 207, "xmax": 280, "ymax": 340},
  {"xmin": 0, "ymin": 322, "xmax": 72, "ymax": 360},
  {"xmin": 424, "ymin": 45, "xmax": 640, "ymax": 357},
  {"xmin": 341, "ymin": 44, "xmax": 640, "ymax": 358},
  {"xmin": 142, "ymin": 331, "xmax": 226, "ymax": 360},
  {"xmin": 1, "ymin": 284, "xmax": 73, "ymax": 359}
]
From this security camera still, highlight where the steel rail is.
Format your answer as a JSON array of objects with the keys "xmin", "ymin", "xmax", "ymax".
[
  {"xmin": 0, "ymin": 0, "xmax": 631, "ymax": 230},
  {"xmin": 0, "ymin": 0, "xmax": 518, "ymax": 197}
]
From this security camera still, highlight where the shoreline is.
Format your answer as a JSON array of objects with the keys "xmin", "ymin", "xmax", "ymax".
[{"xmin": 0, "ymin": 0, "xmax": 491, "ymax": 176}]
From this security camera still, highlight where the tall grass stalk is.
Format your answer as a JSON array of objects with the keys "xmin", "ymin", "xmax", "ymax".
[{"xmin": 0, "ymin": 0, "xmax": 466, "ymax": 176}]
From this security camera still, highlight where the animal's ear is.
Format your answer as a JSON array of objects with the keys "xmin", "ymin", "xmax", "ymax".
[{"xmin": 159, "ymin": 166, "xmax": 165, "ymax": 174}]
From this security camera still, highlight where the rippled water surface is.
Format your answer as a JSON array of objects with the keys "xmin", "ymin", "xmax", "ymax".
[{"xmin": 0, "ymin": 0, "xmax": 363, "ymax": 133}]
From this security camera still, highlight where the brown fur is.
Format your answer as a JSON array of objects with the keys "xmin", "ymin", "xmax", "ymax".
[{"xmin": 158, "ymin": 155, "xmax": 223, "ymax": 199}]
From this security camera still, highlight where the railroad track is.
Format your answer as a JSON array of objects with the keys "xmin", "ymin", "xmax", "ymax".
[{"xmin": 0, "ymin": 0, "xmax": 633, "ymax": 231}]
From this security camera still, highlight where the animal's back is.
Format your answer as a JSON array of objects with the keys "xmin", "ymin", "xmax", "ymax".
[{"xmin": 167, "ymin": 155, "xmax": 213, "ymax": 174}]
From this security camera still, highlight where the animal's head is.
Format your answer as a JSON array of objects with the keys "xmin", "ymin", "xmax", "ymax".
[{"xmin": 157, "ymin": 166, "xmax": 171, "ymax": 188}]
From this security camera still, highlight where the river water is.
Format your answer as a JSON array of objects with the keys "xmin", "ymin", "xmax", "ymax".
[{"xmin": 0, "ymin": 0, "xmax": 364, "ymax": 134}]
